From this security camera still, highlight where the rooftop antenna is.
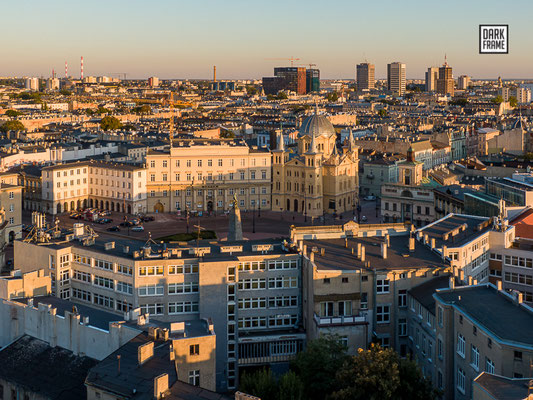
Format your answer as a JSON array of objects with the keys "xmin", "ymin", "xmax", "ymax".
[
  {"xmin": 80, "ymin": 56, "xmax": 84, "ymax": 80},
  {"xmin": 65, "ymin": 61, "xmax": 68, "ymax": 79},
  {"xmin": 444, "ymin": 53, "xmax": 448, "ymax": 66}
]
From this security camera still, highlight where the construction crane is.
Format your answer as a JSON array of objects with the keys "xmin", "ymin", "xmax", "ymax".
[{"xmin": 265, "ymin": 57, "xmax": 301, "ymax": 67}]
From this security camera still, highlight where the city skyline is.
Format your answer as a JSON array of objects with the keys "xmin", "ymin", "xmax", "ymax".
[{"xmin": 2, "ymin": 0, "xmax": 533, "ymax": 80}]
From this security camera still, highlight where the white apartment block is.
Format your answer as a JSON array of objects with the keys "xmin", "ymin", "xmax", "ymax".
[{"xmin": 41, "ymin": 160, "xmax": 147, "ymax": 214}]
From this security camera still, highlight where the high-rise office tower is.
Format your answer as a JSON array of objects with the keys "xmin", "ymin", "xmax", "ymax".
[
  {"xmin": 457, "ymin": 75, "xmax": 471, "ymax": 90},
  {"xmin": 356, "ymin": 63, "xmax": 375, "ymax": 91},
  {"xmin": 306, "ymin": 68, "xmax": 320, "ymax": 93},
  {"xmin": 263, "ymin": 67, "xmax": 307, "ymax": 95},
  {"xmin": 425, "ymin": 67, "xmax": 439, "ymax": 92},
  {"xmin": 437, "ymin": 62, "xmax": 454, "ymax": 96},
  {"xmin": 387, "ymin": 62, "xmax": 406, "ymax": 96}
]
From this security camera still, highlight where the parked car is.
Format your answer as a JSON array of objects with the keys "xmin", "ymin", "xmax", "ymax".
[
  {"xmin": 120, "ymin": 221, "xmax": 133, "ymax": 227},
  {"xmin": 361, "ymin": 215, "xmax": 367, "ymax": 222},
  {"xmin": 131, "ymin": 225, "xmax": 144, "ymax": 232},
  {"xmin": 130, "ymin": 218, "xmax": 141, "ymax": 226},
  {"xmin": 69, "ymin": 213, "xmax": 81, "ymax": 219},
  {"xmin": 363, "ymin": 195, "xmax": 376, "ymax": 201},
  {"xmin": 96, "ymin": 218, "xmax": 112, "ymax": 224},
  {"xmin": 107, "ymin": 226, "xmax": 121, "ymax": 232},
  {"xmin": 140, "ymin": 215, "xmax": 154, "ymax": 222}
]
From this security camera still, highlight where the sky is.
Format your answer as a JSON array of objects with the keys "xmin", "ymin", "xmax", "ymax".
[{"xmin": 2, "ymin": 0, "xmax": 532, "ymax": 80}]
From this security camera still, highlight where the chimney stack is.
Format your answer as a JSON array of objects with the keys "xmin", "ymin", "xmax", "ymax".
[
  {"xmin": 409, "ymin": 237, "xmax": 415, "ymax": 252},
  {"xmin": 361, "ymin": 246, "xmax": 366, "ymax": 262},
  {"xmin": 517, "ymin": 292, "xmax": 524, "ymax": 304},
  {"xmin": 430, "ymin": 238, "xmax": 436, "ymax": 249},
  {"xmin": 449, "ymin": 275, "xmax": 455, "ymax": 289},
  {"xmin": 357, "ymin": 243, "xmax": 362, "ymax": 259},
  {"xmin": 468, "ymin": 276, "xmax": 473, "ymax": 285},
  {"xmin": 310, "ymin": 251, "xmax": 315, "ymax": 262},
  {"xmin": 442, "ymin": 245, "xmax": 447, "ymax": 260},
  {"xmin": 497, "ymin": 280, "xmax": 502, "ymax": 290},
  {"xmin": 381, "ymin": 242, "xmax": 388, "ymax": 259},
  {"xmin": 385, "ymin": 234, "xmax": 390, "ymax": 247}
]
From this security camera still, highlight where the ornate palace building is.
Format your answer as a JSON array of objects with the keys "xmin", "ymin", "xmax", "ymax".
[{"xmin": 272, "ymin": 111, "xmax": 359, "ymax": 218}]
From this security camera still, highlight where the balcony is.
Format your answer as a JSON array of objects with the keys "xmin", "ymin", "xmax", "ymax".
[{"xmin": 313, "ymin": 313, "xmax": 367, "ymax": 327}]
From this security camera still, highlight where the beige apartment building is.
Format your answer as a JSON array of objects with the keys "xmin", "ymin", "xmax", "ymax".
[
  {"xmin": 292, "ymin": 221, "xmax": 449, "ymax": 355},
  {"xmin": 41, "ymin": 160, "xmax": 147, "ymax": 215},
  {"xmin": 146, "ymin": 139, "xmax": 271, "ymax": 214},
  {"xmin": 272, "ymin": 112, "xmax": 359, "ymax": 218},
  {"xmin": 0, "ymin": 172, "xmax": 23, "ymax": 242},
  {"xmin": 434, "ymin": 284, "xmax": 533, "ymax": 400}
]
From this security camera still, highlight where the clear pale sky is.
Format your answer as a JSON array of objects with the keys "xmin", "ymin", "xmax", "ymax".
[{"xmin": 2, "ymin": 0, "xmax": 532, "ymax": 80}]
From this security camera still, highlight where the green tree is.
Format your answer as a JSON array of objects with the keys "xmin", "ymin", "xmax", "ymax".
[
  {"xmin": 133, "ymin": 105, "xmax": 151, "ymax": 114},
  {"xmin": 449, "ymin": 98, "xmax": 468, "ymax": 107},
  {"xmin": 246, "ymin": 85, "xmax": 257, "ymax": 95},
  {"xmin": 100, "ymin": 116, "xmax": 122, "ymax": 131},
  {"xmin": 327, "ymin": 92, "xmax": 339, "ymax": 102},
  {"xmin": 60, "ymin": 89, "xmax": 72, "ymax": 96},
  {"xmin": 378, "ymin": 108, "xmax": 388, "ymax": 117},
  {"xmin": 266, "ymin": 94, "xmax": 275, "ymax": 101},
  {"xmin": 220, "ymin": 129, "xmax": 235, "ymax": 138},
  {"xmin": 291, "ymin": 335, "xmax": 349, "ymax": 400},
  {"xmin": 5, "ymin": 109, "xmax": 21, "ymax": 118},
  {"xmin": 330, "ymin": 344, "xmax": 438, "ymax": 400},
  {"xmin": 277, "ymin": 91, "xmax": 288, "ymax": 100},
  {"xmin": 239, "ymin": 369, "xmax": 277, "ymax": 400},
  {"xmin": 278, "ymin": 371, "xmax": 304, "ymax": 400},
  {"xmin": 96, "ymin": 106, "xmax": 110, "ymax": 115},
  {"xmin": 509, "ymin": 96, "xmax": 518, "ymax": 107},
  {"xmin": 492, "ymin": 95, "xmax": 504, "ymax": 104},
  {"xmin": 0, "ymin": 120, "xmax": 26, "ymax": 132}
]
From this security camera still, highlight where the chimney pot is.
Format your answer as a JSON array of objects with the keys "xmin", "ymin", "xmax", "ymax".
[{"xmin": 497, "ymin": 280, "xmax": 502, "ymax": 290}]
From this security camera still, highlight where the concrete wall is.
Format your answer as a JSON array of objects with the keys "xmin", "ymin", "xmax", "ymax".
[{"xmin": 0, "ymin": 299, "xmax": 139, "ymax": 360}]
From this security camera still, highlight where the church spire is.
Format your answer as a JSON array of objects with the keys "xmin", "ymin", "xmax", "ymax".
[
  {"xmin": 349, "ymin": 128, "xmax": 356, "ymax": 152},
  {"xmin": 276, "ymin": 130, "xmax": 285, "ymax": 151}
]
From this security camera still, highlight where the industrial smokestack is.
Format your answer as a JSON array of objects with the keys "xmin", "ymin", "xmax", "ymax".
[
  {"xmin": 81, "ymin": 56, "xmax": 84, "ymax": 80},
  {"xmin": 213, "ymin": 65, "xmax": 216, "ymax": 82},
  {"xmin": 65, "ymin": 61, "xmax": 68, "ymax": 79}
]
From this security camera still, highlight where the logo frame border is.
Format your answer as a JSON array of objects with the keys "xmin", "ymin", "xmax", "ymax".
[{"xmin": 479, "ymin": 24, "xmax": 509, "ymax": 55}]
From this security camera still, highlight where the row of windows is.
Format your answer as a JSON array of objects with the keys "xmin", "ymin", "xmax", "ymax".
[
  {"xmin": 237, "ymin": 260, "xmax": 298, "ymax": 272},
  {"xmin": 139, "ymin": 301, "xmax": 200, "ymax": 316},
  {"xmin": 151, "ymin": 170, "xmax": 269, "ymax": 182},
  {"xmin": 238, "ymin": 315, "xmax": 299, "ymax": 329},
  {"xmin": 150, "ymin": 158, "xmax": 268, "ymax": 169},
  {"xmin": 238, "ymin": 295, "xmax": 298, "ymax": 310},
  {"xmin": 73, "ymin": 255, "xmax": 132, "ymax": 276}
]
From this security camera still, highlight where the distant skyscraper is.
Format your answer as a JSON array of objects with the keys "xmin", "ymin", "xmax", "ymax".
[
  {"xmin": 437, "ymin": 62, "xmax": 454, "ymax": 96},
  {"xmin": 306, "ymin": 68, "xmax": 320, "ymax": 93},
  {"xmin": 387, "ymin": 62, "xmax": 406, "ymax": 96},
  {"xmin": 457, "ymin": 75, "xmax": 471, "ymax": 90},
  {"xmin": 148, "ymin": 76, "xmax": 159, "ymax": 87},
  {"xmin": 24, "ymin": 77, "xmax": 39, "ymax": 91},
  {"xmin": 356, "ymin": 63, "xmax": 375, "ymax": 91},
  {"xmin": 425, "ymin": 67, "xmax": 438, "ymax": 92},
  {"xmin": 263, "ymin": 67, "xmax": 307, "ymax": 95}
]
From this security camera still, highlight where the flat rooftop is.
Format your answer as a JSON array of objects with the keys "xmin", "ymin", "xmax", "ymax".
[
  {"xmin": 435, "ymin": 284, "xmax": 533, "ymax": 346},
  {"xmin": 22, "ymin": 233, "xmax": 294, "ymax": 262},
  {"xmin": 302, "ymin": 235, "xmax": 447, "ymax": 271},
  {"xmin": 418, "ymin": 213, "xmax": 492, "ymax": 248}
]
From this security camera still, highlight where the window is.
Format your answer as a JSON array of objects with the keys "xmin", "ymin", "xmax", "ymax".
[
  {"xmin": 168, "ymin": 301, "xmax": 198, "ymax": 314},
  {"xmin": 471, "ymin": 345, "xmax": 479, "ymax": 370},
  {"xmin": 238, "ymin": 297, "xmax": 267, "ymax": 309},
  {"xmin": 338, "ymin": 301, "xmax": 352, "ymax": 316},
  {"xmin": 457, "ymin": 368, "xmax": 466, "ymax": 394},
  {"xmin": 320, "ymin": 302, "xmax": 334, "ymax": 317},
  {"xmin": 268, "ymin": 276, "xmax": 297, "ymax": 289},
  {"xmin": 485, "ymin": 358, "xmax": 495, "ymax": 374},
  {"xmin": 117, "ymin": 264, "xmax": 132, "ymax": 276},
  {"xmin": 190, "ymin": 344, "xmax": 200, "ymax": 356},
  {"xmin": 138, "ymin": 284, "xmax": 164, "ymax": 296},
  {"xmin": 398, "ymin": 289, "xmax": 407, "ymax": 307},
  {"xmin": 457, "ymin": 334, "xmax": 465, "ymax": 357},
  {"xmin": 94, "ymin": 276, "xmax": 114, "ymax": 290},
  {"xmin": 268, "ymin": 314, "xmax": 298, "ymax": 328},
  {"xmin": 238, "ymin": 316, "xmax": 267, "ymax": 329},
  {"xmin": 377, "ymin": 279, "xmax": 390, "ymax": 293},
  {"xmin": 438, "ymin": 306, "xmax": 443, "ymax": 326},
  {"xmin": 437, "ymin": 370, "xmax": 443, "ymax": 389},
  {"xmin": 238, "ymin": 278, "xmax": 266, "ymax": 290},
  {"xmin": 360, "ymin": 292, "xmax": 368, "ymax": 309},
  {"xmin": 376, "ymin": 305, "xmax": 390, "ymax": 324},
  {"xmin": 323, "ymin": 278, "xmax": 330, "ymax": 284},
  {"xmin": 342, "ymin": 277, "xmax": 349, "ymax": 283},
  {"xmin": 168, "ymin": 282, "xmax": 199, "ymax": 294},
  {"xmin": 140, "ymin": 303, "xmax": 164, "ymax": 315},
  {"xmin": 95, "ymin": 259, "xmax": 113, "ymax": 271},
  {"xmin": 438, "ymin": 338, "xmax": 443, "ymax": 359},
  {"xmin": 268, "ymin": 295, "xmax": 298, "ymax": 309},
  {"xmin": 139, "ymin": 266, "xmax": 164, "ymax": 276},
  {"xmin": 399, "ymin": 318, "xmax": 407, "ymax": 336},
  {"xmin": 116, "ymin": 281, "xmax": 133, "ymax": 295},
  {"xmin": 514, "ymin": 351, "xmax": 522, "ymax": 360}
]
